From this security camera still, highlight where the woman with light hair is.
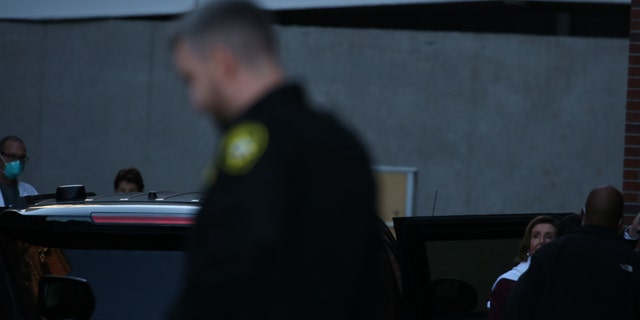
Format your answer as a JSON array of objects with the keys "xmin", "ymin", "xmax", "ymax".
[{"xmin": 487, "ymin": 215, "xmax": 557, "ymax": 320}]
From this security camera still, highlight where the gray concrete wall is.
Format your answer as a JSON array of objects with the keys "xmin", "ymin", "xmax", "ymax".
[{"xmin": 0, "ymin": 19, "xmax": 628, "ymax": 215}]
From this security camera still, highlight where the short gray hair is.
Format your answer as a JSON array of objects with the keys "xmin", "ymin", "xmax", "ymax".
[{"xmin": 172, "ymin": 0, "xmax": 277, "ymax": 64}]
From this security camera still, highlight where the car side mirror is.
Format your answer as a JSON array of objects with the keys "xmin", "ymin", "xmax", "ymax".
[{"xmin": 38, "ymin": 275, "xmax": 96, "ymax": 320}]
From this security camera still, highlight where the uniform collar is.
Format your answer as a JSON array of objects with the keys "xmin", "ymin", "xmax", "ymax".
[{"xmin": 222, "ymin": 83, "xmax": 306, "ymax": 131}]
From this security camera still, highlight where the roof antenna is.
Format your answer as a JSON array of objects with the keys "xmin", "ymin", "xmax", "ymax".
[{"xmin": 432, "ymin": 190, "xmax": 438, "ymax": 216}]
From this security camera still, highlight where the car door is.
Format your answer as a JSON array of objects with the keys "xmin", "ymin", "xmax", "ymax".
[{"xmin": 393, "ymin": 213, "xmax": 569, "ymax": 320}]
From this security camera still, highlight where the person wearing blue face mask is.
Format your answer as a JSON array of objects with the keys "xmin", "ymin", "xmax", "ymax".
[{"xmin": 0, "ymin": 135, "xmax": 37, "ymax": 207}]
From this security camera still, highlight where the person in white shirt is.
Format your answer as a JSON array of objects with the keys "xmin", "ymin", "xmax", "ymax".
[
  {"xmin": 0, "ymin": 135, "xmax": 37, "ymax": 207},
  {"xmin": 487, "ymin": 215, "xmax": 557, "ymax": 320}
]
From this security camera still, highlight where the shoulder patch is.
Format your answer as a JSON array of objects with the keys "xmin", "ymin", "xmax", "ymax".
[{"xmin": 220, "ymin": 121, "xmax": 269, "ymax": 175}]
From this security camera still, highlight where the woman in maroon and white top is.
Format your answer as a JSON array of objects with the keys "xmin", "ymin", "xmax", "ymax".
[{"xmin": 487, "ymin": 215, "xmax": 557, "ymax": 320}]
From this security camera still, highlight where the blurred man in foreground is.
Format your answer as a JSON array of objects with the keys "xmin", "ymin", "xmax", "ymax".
[{"xmin": 169, "ymin": 1, "xmax": 388, "ymax": 319}]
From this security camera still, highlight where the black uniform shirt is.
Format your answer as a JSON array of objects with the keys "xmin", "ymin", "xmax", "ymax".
[{"xmin": 172, "ymin": 84, "xmax": 387, "ymax": 320}]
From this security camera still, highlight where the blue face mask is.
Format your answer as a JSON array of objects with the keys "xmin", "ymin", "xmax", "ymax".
[{"xmin": 2, "ymin": 159, "xmax": 23, "ymax": 180}]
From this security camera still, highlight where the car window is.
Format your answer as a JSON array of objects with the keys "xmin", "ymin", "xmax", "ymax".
[
  {"xmin": 425, "ymin": 238, "xmax": 520, "ymax": 318},
  {"xmin": 64, "ymin": 249, "xmax": 185, "ymax": 319},
  {"xmin": 1, "ymin": 236, "xmax": 186, "ymax": 320}
]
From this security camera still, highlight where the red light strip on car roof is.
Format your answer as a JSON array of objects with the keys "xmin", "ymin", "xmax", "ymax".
[{"xmin": 91, "ymin": 214, "xmax": 194, "ymax": 225}]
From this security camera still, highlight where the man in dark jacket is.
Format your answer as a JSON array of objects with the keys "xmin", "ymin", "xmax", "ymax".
[
  {"xmin": 506, "ymin": 185, "xmax": 640, "ymax": 320},
  {"xmin": 169, "ymin": 1, "xmax": 388, "ymax": 319}
]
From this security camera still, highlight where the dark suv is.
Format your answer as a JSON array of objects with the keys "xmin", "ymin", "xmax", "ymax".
[
  {"xmin": 0, "ymin": 185, "xmax": 199, "ymax": 320},
  {"xmin": 0, "ymin": 185, "xmax": 571, "ymax": 320}
]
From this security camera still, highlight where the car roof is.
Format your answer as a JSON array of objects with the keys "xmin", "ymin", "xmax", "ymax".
[
  {"xmin": 0, "ymin": 189, "xmax": 203, "ymax": 249},
  {"xmin": 6, "ymin": 191, "xmax": 203, "ymax": 216},
  {"xmin": 0, "ymin": 187, "xmax": 204, "ymax": 232},
  {"xmin": 29, "ymin": 191, "xmax": 203, "ymax": 206}
]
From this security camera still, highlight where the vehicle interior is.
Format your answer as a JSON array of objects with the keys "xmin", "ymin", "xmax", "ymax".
[{"xmin": 393, "ymin": 213, "xmax": 570, "ymax": 320}]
